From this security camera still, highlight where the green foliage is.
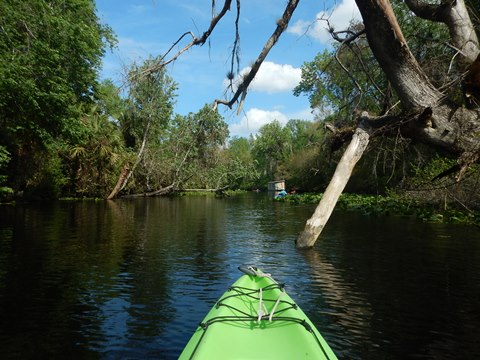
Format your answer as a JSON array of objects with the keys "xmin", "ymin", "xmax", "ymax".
[
  {"xmin": 226, "ymin": 137, "xmax": 259, "ymax": 189},
  {"xmin": 96, "ymin": 79, "xmax": 127, "ymax": 120},
  {"xmin": 277, "ymin": 192, "xmax": 480, "ymax": 225},
  {"xmin": 285, "ymin": 119, "xmax": 318, "ymax": 151},
  {"xmin": 410, "ymin": 155, "xmax": 457, "ymax": 186},
  {"xmin": 176, "ymin": 106, "xmax": 259, "ymax": 191},
  {"xmin": 121, "ymin": 58, "xmax": 177, "ymax": 149},
  {"xmin": 0, "ymin": 147, "xmax": 10, "ymax": 174},
  {"xmin": 116, "ymin": 102, "xmax": 234, "ymax": 193},
  {"xmin": 0, "ymin": 0, "xmax": 115, "ymax": 137},
  {"xmin": 66, "ymin": 107, "xmax": 128, "ymax": 197},
  {"xmin": 294, "ymin": 41, "xmax": 390, "ymax": 124},
  {"xmin": 404, "ymin": 155, "xmax": 480, "ymax": 213},
  {"xmin": 251, "ymin": 120, "xmax": 293, "ymax": 183},
  {"xmin": 188, "ymin": 105, "xmax": 229, "ymax": 166},
  {"xmin": 0, "ymin": 0, "xmax": 116, "ymax": 196},
  {"xmin": 228, "ymin": 137, "xmax": 252, "ymax": 164},
  {"xmin": 163, "ymin": 105, "xmax": 230, "ymax": 189},
  {"xmin": 24, "ymin": 145, "xmax": 69, "ymax": 200},
  {"xmin": 0, "ymin": 146, "xmax": 13, "ymax": 199},
  {"xmin": 279, "ymin": 120, "xmax": 333, "ymax": 191}
]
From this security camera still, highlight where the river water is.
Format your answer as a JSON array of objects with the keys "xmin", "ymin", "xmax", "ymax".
[{"xmin": 0, "ymin": 193, "xmax": 479, "ymax": 359}]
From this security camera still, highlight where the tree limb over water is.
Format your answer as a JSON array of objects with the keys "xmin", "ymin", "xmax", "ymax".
[
  {"xmin": 296, "ymin": 0, "xmax": 480, "ymax": 248},
  {"xmin": 129, "ymin": 0, "xmax": 480, "ymax": 249}
]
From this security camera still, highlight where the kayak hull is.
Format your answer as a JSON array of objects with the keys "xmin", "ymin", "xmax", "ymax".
[{"xmin": 179, "ymin": 267, "xmax": 337, "ymax": 359}]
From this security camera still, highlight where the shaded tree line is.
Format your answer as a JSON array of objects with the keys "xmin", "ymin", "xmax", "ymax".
[
  {"xmin": 1, "ymin": 0, "xmax": 479, "ymax": 215},
  {"xmin": 0, "ymin": 0, "xmax": 257, "ymax": 200}
]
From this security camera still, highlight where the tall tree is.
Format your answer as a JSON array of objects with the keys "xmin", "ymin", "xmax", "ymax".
[
  {"xmin": 107, "ymin": 58, "xmax": 177, "ymax": 198},
  {"xmin": 166, "ymin": 105, "xmax": 229, "ymax": 189},
  {"xmin": 141, "ymin": 0, "xmax": 479, "ymax": 247},
  {"xmin": 0, "ymin": 0, "xmax": 115, "ymax": 194},
  {"xmin": 226, "ymin": 137, "xmax": 258, "ymax": 189},
  {"xmin": 252, "ymin": 120, "xmax": 293, "ymax": 183}
]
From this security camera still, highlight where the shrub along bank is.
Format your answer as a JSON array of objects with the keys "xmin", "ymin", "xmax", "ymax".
[{"xmin": 275, "ymin": 193, "xmax": 480, "ymax": 225}]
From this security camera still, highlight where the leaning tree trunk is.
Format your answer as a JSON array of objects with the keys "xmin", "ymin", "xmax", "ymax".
[
  {"xmin": 296, "ymin": 0, "xmax": 480, "ymax": 248},
  {"xmin": 107, "ymin": 119, "xmax": 152, "ymax": 200},
  {"xmin": 107, "ymin": 164, "xmax": 130, "ymax": 200},
  {"xmin": 296, "ymin": 125, "xmax": 370, "ymax": 249}
]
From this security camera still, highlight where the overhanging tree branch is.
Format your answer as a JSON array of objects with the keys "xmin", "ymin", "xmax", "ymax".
[
  {"xmin": 297, "ymin": 0, "xmax": 480, "ymax": 248},
  {"xmin": 405, "ymin": 0, "xmax": 479, "ymax": 63},
  {"xmin": 140, "ymin": 0, "xmax": 235, "ymax": 77},
  {"xmin": 213, "ymin": 0, "xmax": 300, "ymax": 113}
]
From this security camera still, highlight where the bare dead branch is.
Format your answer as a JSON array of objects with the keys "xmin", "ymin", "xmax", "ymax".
[
  {"xmin": 213, "ymin": 0, "xmax": 300, "ymax": 110},
  {"xmin": 159, "ymin": 31, "xmax": 196, "ymax": 65},
  {"xmin": 231, "ymin": 0, "xmax": 241, "ymax": 75},
  {"xmin": 139, "ymin": 0, "xmax": 234, "ymax": 78},
  {"xmin": 330, "ymin": 27, "xmax": 366, "ymax": 45},
  {"xmin": 327, "ymin": 19, "xmax": 390, "ymax": 112},
  {"xmin": 350, "ymin": 42, "xmax": 385, "ymax": 97},
  {"xmin": 404, "ymin": 0, "xmax": 455, "ymax": 22},
  {"xmin": 334, "ymin": 43, "xmax": 363, "ymax": 110}
]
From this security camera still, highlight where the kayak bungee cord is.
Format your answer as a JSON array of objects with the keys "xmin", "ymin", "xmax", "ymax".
[
  {"xmin": 269, "ymin": 288, "xmax": 286, "ymax": 322},
  {"xmin": 257, "ymin": 287, "xmax": 267, "ymax": 323},
  {"xmin": 181, "ymin": 267, "xmax": 338, "ymax": 360},
  {"xmin": 188, "ymin": 283, "xmax": 331, "ymax": 359},
  {"xmin": 212, "ymin": 283, "xmax": 297, "ymax": 318}
]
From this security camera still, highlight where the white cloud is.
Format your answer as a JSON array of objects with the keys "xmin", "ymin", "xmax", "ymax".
[
  {"xmin": 288, "ymin": 20, "xmax": 312, "ymax": 37},
  {"xmin": 226, "ymin": 61, "xmax": 301, "ymax": 94},
  {"xmin": 287, "ymin": 0, "xmax": 361, "ymax": 44},
  {"xmin": 229, "ymin": 108, "xmax": 289, "ymax": 137},
  {"xmin": 228, "ymin": 106, "xmax": 318, "ymax": 138}
]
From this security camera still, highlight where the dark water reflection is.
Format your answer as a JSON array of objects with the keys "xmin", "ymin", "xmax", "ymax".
[{"xmin": 0, "ymin": 194, "xmax": 479, "ymax": 359}]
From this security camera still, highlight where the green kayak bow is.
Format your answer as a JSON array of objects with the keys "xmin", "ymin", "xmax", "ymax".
[{"xmin": 179, "ymin": 266, "xmax": 338, "ymax": 359}]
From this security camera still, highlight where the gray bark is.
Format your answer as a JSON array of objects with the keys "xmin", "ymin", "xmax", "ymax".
[
  {"xmin": 355, "ymin": 0, "xmax": 480, "ymax": 159},
  {"xmin": 404, "ymin": 0, "xmax": 479, "ymax": 63},
  {"xmin": 296, "ymin": 125, "xmax": 370, "ymax": 249},
  {"xmin": 296, "ymin": 0, "xmax": 480, "ymax": 248}
]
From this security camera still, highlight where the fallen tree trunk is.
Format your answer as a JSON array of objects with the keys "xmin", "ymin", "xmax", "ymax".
[
  {"xmin": 120, "ymin": 184, "xmax": 176, "ymax": 198},
  {"xmin": 181, "ymin": 185, "xmax": 231, "ymax": 196},
  {"xmin": 181, "ymin": 188, "xmax": 220, "ymax": 192},
  {"xmin": 107, "ymin": 164, "xmax": 130, "ymax": 200},
  {"xmin": 296, "ymin": 124, "xmax": 370, "ymax": 249},
  {"xmin": 181, "ymin": 185, "xmax": 230, "ymax": 192},
  {"xmin": 144, "ymin": 184, "xmax": 176, "ymax": 197}
]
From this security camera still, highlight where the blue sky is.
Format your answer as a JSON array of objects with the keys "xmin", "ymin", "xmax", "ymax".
[{"xmin": 95, "ymin": 0, "xmax": 360, "ymax": 138}]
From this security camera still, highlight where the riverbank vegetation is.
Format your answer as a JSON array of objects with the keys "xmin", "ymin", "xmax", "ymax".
[
  {"xmin": 276, "ymin": 192, "xmax": 480, "ymax": 225},
  {"xmin": 1, "ymin": 0, "xmax": 479, "ymax": 224}
]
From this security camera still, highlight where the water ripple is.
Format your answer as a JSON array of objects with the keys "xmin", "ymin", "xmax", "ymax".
[{"xmin": 1, "ymin": 197, "xmax": 480, "ymax": 359}]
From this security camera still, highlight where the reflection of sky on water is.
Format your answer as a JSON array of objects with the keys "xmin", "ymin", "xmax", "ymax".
[
  {"xmin": 0, "ymin": 195, "xmax": 480, "ymax": 359},
  {"xmin": 99, "ymin": 297, "xmax": 130, "ymax": 347}
]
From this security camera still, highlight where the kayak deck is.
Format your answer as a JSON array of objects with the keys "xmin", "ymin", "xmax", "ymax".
[{"xmin": 179, "ymin": 267, "xmax": 337, "ymax": 359}]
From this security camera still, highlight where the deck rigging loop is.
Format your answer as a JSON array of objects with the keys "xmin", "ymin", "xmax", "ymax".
[
  {"xmin": 184, "ymin": 270, "xmax": 336, "ymax": 360},
  {"xmin": 238, "ymin": 265, "xmax": 277, "ymax": 283}
]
